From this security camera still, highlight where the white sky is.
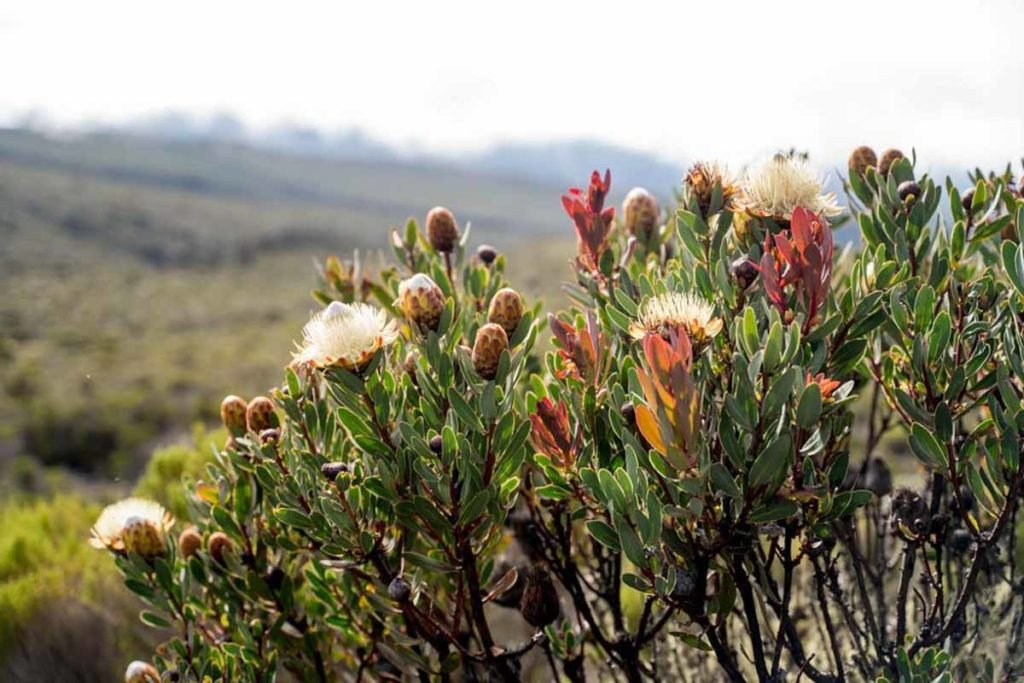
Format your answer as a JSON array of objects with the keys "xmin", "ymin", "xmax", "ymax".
[{"xmin": 1, "ymin": 0, "xmax": 1022, "ymax": 168}]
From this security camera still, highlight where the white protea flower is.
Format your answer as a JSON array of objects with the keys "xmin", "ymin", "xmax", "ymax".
[
  {"xmin": 742, "ymin": 156, "xmax": 841, "ymax": 220},
  {"xmin": 292, "ymin": 301, "xmax": 398, "ymax": 372},
  {"xmin": 630, "ymin": 291, "xmax": 723, "ymax": 346},
  {"xmin": 90, "ymin": 497, "xmax": 174, "ymax": 559}
]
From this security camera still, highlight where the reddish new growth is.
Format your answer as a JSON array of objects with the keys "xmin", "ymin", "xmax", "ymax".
[
  {"xmin": 548, "ymin": 311, "xmax": 606, "ymax": 387},
  {"xmin": 634, "ymin": 325, "xmax": 699, "ymax": 470},
  {"xmin": 759, "ymin": 206, "xmax": 834, "ymax": 330},
  {"xmin": 806, "ymin": 372, "xmax": 841, "ymax": 399},
  {"xmin": 529, "ymin": 398, "xmax": 575, "ymax": 469},
  {"xmin": 562, "ymin": 169, "xmax": 615, "ymax": 273}
]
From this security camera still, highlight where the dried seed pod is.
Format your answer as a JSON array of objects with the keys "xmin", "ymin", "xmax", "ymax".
[
  {"xmin": 847, "ymin": 145, "xmax": 877, "ymax": 177},
  {"xmin": 519, "ymin": 564, "xmax": 560, "ymax": 628},
  {"xmin": 730, "ymin": 257, "xmax": 759, "ymax": 291},
  {"xmin": 878, "ymin": 148, "xmax": 904, "ymax": 178},
  {"xmin": 472, "ymin": 323, "xmax": 509, "ymax": 380},
  {"xmin": 321, "ymin": 462, "xmax": 348, "ymax": 482},
  {"xmin": 220, "ymin": 395, "xmax": 248, "ymax": 436},
  {"xmin": 388, "ymin": 576, "xmax": 411, "ymax": 603},
  {"xmin": 429, "ymin": 435, "xmax": 444, "ymax": 454},
  {"xmin": 207, "ymin": 531, "xmax": 234, "ymax": 566},
  {"xmin": 622, "ymin": 187, "xmax": 660, "ymax": 243},
  {"xmin": 487, "ymin": 288, "xmax": 524, "ymax": 337},
  {"xmin": 890, "ymin": 488, "xmax": 929, "ymax": 540},
  {"xmin": 124, "ymin": 661, "xmax": 161, "ymax": 683},
  {"xmin": 477, "ymin": 244, "xmax": 498, "ymax": 265},
  {"xmin": 426, "ymin": 206, "xmax": 459, "ymax": 253},
  {"xmin": 398, "ymin": 273, "xmax": 446, "ymax": 332},
  {"xmin": 122, "ymin": 516, "xmax": 167, "ymax": 559},
  {"xmin": 259, "ymin": 428, "xmax": 281, "ymax": 446},
  {"xmin": 177, "ymin": 527, "xmax": 202, "ymax": 558},
  {"xmin": 897, "ymin": 180, "xmax": 921, "ymax": 204},
  {"xmin": 246, "ymin": 396, "xmax": 275, "ymax": 433}
]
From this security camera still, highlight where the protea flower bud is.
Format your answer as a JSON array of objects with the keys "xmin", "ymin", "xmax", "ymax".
[
  {"xmin": 426, "ymin": 206, "xmax": 459, "ymax": 253},
  {"xmin": 122, "ymin": 516, "xmax": 167, "ymax": 559},
  {"xmin": 487, "ymin": 288, "xmax": 524, "ymax": 337},
  {"xmin": 398, "ymin": 273, "xmax": 445, "ymax": 331},
  {"xmin": 477, "ymin": 244, "xmax": 498, "ymax": 265},
  {"xmin": 246, "ymin": 396, "xmax": 275, "ymax": 433},
  {"xmin": 961, "ymin": 188, "xmax": 976, "ymax": 212},
  {"xmin": 177, "ymin": 527, "xmax": 202, "ymax": 558},
  {"xmin": 847, "ymin": 145, "xmax": 877, "ymax": 177},
  {"xmin": 259, "ymin": 428, "xmax": 281, "ymax": 446},
  {"xmin": 622, "ymin": 187, "xmax": 660, "ymax": 243},
  {"xmin": 472, "ymin": 323, "xmax": 508, "ymax": 380},
  {"xmin": 388, "ymin": 576, "xmax": 411, "ymax": 603},
  {"xmin": 897, "ymin": 180, "xmax": 921, "ymax": 203},
  {"xmin": 730, "ymin": 257, "xmax": 758, "ymax": 291},
  {"xmin": 125, "ymin": 661, "xmax": 160, "ymax": 683},
  {"xmin": 519, "ymin": 565, "xmax": 560, "ymax": 628},
  {"xmin": 429, "ymin": 434, "xmax": 444, "ymax": 454},
  {"xmin": 890, "ymin": 488, "xmax": 929, "ymax": 540},
  {"xmin": 208, "ymin": 531, "xmax": 234, "ymax": 566},
  {"xmin": 321, "ymin": 462, "xmax": 348, "ymax": 482},
  {"xmin": 878, "ymin": 148, "xmax": 904, "ymax": 178},
  {"xmin": 220, "ymin": 395, "xmax": 248, "ymax": 436}
]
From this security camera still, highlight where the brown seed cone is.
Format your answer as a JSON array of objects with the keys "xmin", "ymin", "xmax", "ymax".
[
  {"xmin": 472, "ymin": 323, "xmax": 508, "ymax": 380},
  {"xmin": 622, "ymin": 187, "xmax": 660, "ymax": 242},
  {"xmin": 207, "ymin": 531, "xmax": 234, "ymax": 566},
  {"xmin": 246, "ymin": 396, "xmax": 275, "ymax": 433},
  {"xmin": 487, "ymin": 288, "xmax": 524, "ymax": 337},
  {"xmin": 477, "ymin": 244, "xmax": 498, "ymax": 265},
  {"xmin": 519, "ymin": 565, "xmax": 560, "ymax": 628},
  {"xmin": 177, "ymin": 527, "xmax": 202, "ymax": 558},
  {"xmin": 259, "ymin": 428, "xmax": 281, "ymax": 445},
  {"xmin": 220, "ymin": 395, "xmax": 248, "ymax": 436},
  {"xmin": 426, "ymin": 206, "xmax": 459, "ymax": 253},
  {"xmin": 122, "ymin": 518, "xmax": 166, "ymax": 560},
  {"xmin": 878, "ymin": 148, "xmax": 905, "ymax": 178},
  {"xmin": 398, "ymin": 274, "xmax": 446, "ymax": 331},
  {"xmin": 847, "ymin": 145, "xmax": 877, "ymax": 177},
  {"xmin": 124, "ymin": 661, "xmax": 161, "ymax": 683}
]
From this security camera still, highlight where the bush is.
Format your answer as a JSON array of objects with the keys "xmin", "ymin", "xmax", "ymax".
[
  {"xmin": 133, "ymin": 424, "xmax": 221, "ymax": 521},
  {"xmin": 95, "ymin": 152, "xmax": 1024, "ymax": 681}
]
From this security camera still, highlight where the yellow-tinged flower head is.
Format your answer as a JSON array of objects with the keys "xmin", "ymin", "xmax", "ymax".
[
  {"xmin": 630, "ymin": 291, "xmax": 722, "ymax": 347},
  {"xmin": 684, "ymin": 162, "xmax": 743, "ymax": 215},
  {"xmin": 472, "ymin": 323, "xmax": 509, "ymax": 380},
  {"xmin": 622, "ymin": 187, "xmax": 660, "ymax": 242},
  {"xmin": 124, "ymin": 661, "xmax": 160, "ymax": 683},
  {"xmin": 742, "ymin": 156, "xmax": 841, "ymax": 220},
  {"xmin": 292, "ymin": 301, "xmax": 398, "ymax": 372},
  {"xmin": 397, "ymin": 273, "xmax": 445, "ymax": 332},
  {"xmin": 487, "ymin": 287, "xmax": 524, "ymax": 337},
  {"xmin": 90, "ymin": 497, "xmax": 174, "ymax": 559}
]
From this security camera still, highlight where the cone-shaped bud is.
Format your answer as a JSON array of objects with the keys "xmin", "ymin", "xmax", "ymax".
[
  {"xmin": 426, "ymin": 206, "xmax": 459, "ymax": 253},
  {"xmin": 429, "ymin": 435, "xmax": 444, "ymax": 454},
  {"xmin": 321, "ymin": 462, "xmax": 348, "ymax": 482},
  {"xmin": 208, "ymin": 531, "xmax": 234, "ymax": 566},
  {"xmin": 519, "ymin": 565, "xmax": 560, "ymax": 628},
  {"xmin": 897, "ymin": 181, "xmax": 920, "ymax": 204},
  {"xmin": 259, "ymin": 428, "xmax": 280, "ymax": 445},
  {"xmin": 122, "ymin": 516, "xmax": 167, "ymax": 559},
  {"xmin": 220, "ymin": 395, "xmax": 248, "ymax": 436},
  {"xmin": 125, "ymin": 661, "xmax": 161, "ymax": 683},
  {"xmin": 388, "ymin": 576, "xmax": 412, "ymax": 603},
  {"xmin": 472, "ymin": 323, "xmax": 508, "ymax": 380},
  {"xmin": 398, "ymin": 274, "xmax": 445, "ymax": 332},
  {"xmin": 477, "ymin": 244, "xmax": 498, "ymax": 265},
  {"xmin": 177, "ymin": 527, "xmax": 202, "ymax": 558},
  {"xmin": 730, "ymin": 257, "xmax": 758, "ymax": 291},
  {"xmin": 878, "ymin": 148, "xmax": 904, "ymax": 178},
  {"xmin": 961, "ymin": 187, "xmax": 976, "ymax": 212},
  {"xmin": 847, "ymin": 145, "xmax": 877, "ymax": 177},
  {"xmin": 487, "ymin": 288, "xmax": 524, "ymax": 337},
  {"xmin": 622, "ymin": 187, "xmax": 660, "ymax": 243},
  {"xmin": 246, "ymin": 396, "xmax": 275, "ymax": 433}
]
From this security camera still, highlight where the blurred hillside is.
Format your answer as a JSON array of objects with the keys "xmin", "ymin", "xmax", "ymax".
[{"xmin": 0, "ymin": 128, "xmax": 582, "ymax": 481}]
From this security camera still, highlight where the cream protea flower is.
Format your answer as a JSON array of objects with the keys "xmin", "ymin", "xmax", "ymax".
[
  {"xmin": 397, "ymin": 273, "xmax": 445, "ymax": 331},
  {"xmin": 741, "ymin": 155, "xmax": 841, "ymax": 220},
  {"xmin": 292, "ymin": 301, "xmax": 398, "ymax": 372},
  {"xmin": 90, "ymin": 497, "xmax": 174, "ymax": 559},
  {"xmin": 630, "ymin": 292, "xmax": 723, "ymax": 346}
]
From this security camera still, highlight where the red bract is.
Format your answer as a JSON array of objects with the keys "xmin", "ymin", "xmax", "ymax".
[
  {"xmin": 758, "ymin": 206, "xmax": 834, "ymax": 329},
  {"xmin": 562, "ymin": 169, "xmax": 615, "ymax": 272},
  {"xmin": 806, "ymin": 372, "xmax": 842, "ymax": 399},
  {"xmin": 529, "ymin": 398, "xmax": 575, "ymax": 469},
  {"xmin": 548, "ymin": 311, "xmax": 606, "ymax": 386},
  {"xmin": 634, "ymin": 325, "xmax": 699, "ymax": 470}
]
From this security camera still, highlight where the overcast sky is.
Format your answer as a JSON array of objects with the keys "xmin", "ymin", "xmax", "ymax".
[{"xmin": 1, "ymin": 0, "xmax": 1022, "ymax": 169}]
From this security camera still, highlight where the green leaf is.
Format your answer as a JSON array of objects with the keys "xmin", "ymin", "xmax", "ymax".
[
  {"xmin": 616, "ymin": 517, "xmax": 647, "ymax": 567},
  {"xmin": 796, "ymin": 383, "xmax": 822, "ymax": 429},
  {"xmin": 928, "ymin": 311, "xmax": 951, "ymax": 364},
  {"xmin": 749, "ymin": 433, "xmax": 792, "ymax": 491},
  {"xmin": 914, "ymin": 285, "xmax": 936, "ymax": 332},
  {"xmin": 1001, "ymin": 241, "xmax": 1024, "ymax": 297},
  {"xmin": 586, "ymin": 520, "xmax": 621, "ymax": 551},
  {"xmin": 909, "ymin": 423, "xmax": 948, "ymax": 469},
  {"xmin": 140, "ymin": 610, "xmax": 172, "ymax": 629},
  {"xmin": 749, "ymin": 499, "xmax": 798, "ymax": 523},
  {"xmin": 709, "ymin": 463, "xmax": 742, "ymax": 499}
]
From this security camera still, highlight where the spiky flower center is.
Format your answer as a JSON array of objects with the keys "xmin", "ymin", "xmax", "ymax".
[
  {"xmin": 631, "ymin": 292, "xmax": 723, "ymax": 344},
  {"xmin": 742, "ymin": 156, "xmax": 841, "ymax": 220},
  {"xmin": 293, "ymin": 301, "xmax": 398, "ymax": 371}
]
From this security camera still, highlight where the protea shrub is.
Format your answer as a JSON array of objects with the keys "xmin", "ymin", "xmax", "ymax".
[{"xmin": 95, "ymin": 154, "xmax": 1024, "ymax": 682}]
